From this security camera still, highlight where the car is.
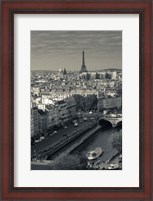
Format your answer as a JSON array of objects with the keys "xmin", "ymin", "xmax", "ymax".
[
  {"xmin": 34, "ymin": 140, "xmax": 40, "ymax": 143},
  {"xmin": 53, "ymin": 130, "xmax": 57, "ymax": 134},
  {"xmin": 74, "ymin": 123, "xmax": 78, "ymax": 127},
  {"xmin": 83, "ymin": 117, "xmax": 88, "ymax": 121},
  {"xmin": 40, "ymin": 136, "xmax": 45, "ymax": 141}
]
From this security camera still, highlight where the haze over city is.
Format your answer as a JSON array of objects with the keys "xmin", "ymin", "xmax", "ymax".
[{"xmin": 31, "ymin": 31, "xmax": 122, "ymax": 71}]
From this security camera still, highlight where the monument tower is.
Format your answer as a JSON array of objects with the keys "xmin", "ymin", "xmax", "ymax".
[{"xmin": 80, "ymin": 51, "xmax": 88, "ymax": 73}]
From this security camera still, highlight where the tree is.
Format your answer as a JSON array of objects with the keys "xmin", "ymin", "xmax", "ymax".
[
  {"xmin": 85, "ymin": 94, "xmax": 97, "ymax": 111},
  {"xmin": 112, "ymin": 130, "xmax": 122, "ymax": 154},
  {"xmin": 73, "ymin": 94, "xmax": 98, "ymax": 112},
  {"xmin": 49, "ymin": 153, "xmax": 87, "ymax": 170}
]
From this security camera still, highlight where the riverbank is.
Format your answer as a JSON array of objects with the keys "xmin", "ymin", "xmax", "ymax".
[
  {"xmin": 31, "ymin": 125, "xmax": 101, "ymax": 169},
  {"xmin": 50, "ymin": 125, "xmax": 101, "ymax": 159},
  {"xmin": 32, "ymin": 127, "xmax": 122, "ymax": 170},
  {"xmin": 87, "ymin": 153, "xmax": 122, "ymax": 170},
  {"xmin": 31, "ymin": 120, "xmax": 97, "ymax": 159},
  {"xmin": 32, "ymin": 125, "xmax": 101, "ymax": 165}
]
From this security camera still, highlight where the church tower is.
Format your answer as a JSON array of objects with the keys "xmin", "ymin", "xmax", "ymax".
[{"xmin": 80, "ymin": 51, "xmax": 88, "ymax": 73}]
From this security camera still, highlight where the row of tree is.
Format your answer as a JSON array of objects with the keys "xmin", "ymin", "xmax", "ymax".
[{"xmin": 49, "ymin": 153, "xmax": 87, "ymax": 170}]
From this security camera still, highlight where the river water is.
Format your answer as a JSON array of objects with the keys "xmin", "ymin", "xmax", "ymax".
[
  {"xmin": 32, "ymin": 124, "xmax": 122, "ymax": 170},
  {"xmin": 47, "ymin": 126, "xmax": 122, "ymax": 170},
  {"xmin": 71, "ymin": 127, "xmax": 122, "ymax": 162}
]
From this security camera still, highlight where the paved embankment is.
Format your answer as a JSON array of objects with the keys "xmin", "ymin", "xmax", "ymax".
[
  {"xmin": 32, "ymin": 121, "xmax": 99, "ymax": 160},
  {"xmin": 49, "ymin": 125, "xmax": 102, "ymax": 159},
  {"xmin": 31, "ymin": 125, "xmax": 101, "ymax": 169}
]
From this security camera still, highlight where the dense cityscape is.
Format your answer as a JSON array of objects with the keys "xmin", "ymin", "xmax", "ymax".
[{"xmin": 31, "ymin": 51, "xmax": 122, "ymax": 170}]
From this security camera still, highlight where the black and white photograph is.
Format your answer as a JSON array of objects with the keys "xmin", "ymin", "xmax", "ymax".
[{"xmin": 31, "ymin": 31, "xmax": 122, "ymax": 170}]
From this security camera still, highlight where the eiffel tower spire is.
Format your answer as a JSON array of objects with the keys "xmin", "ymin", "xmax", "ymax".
[
  {"xmin": 82, "ymin": 51, "xmax": 85, "ymax": 66},
  {"xmin": 80, "ymin": 51, "xmax": 87, "ymax": 73}
]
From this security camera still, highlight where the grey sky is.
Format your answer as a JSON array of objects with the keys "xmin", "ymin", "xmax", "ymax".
[{"xmin": 31, "ymin": 31, "xmax": 122, "ymax": 71}]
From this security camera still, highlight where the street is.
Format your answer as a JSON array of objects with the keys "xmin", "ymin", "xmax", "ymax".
[{"xmin": 31, "ymin": 119, "xmax": 96, "ymax": 156}]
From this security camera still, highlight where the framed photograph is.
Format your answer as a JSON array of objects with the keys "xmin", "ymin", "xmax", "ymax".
[{"xmin": 1, "ymin": 0, "xmax": 152, "ymax": 200}]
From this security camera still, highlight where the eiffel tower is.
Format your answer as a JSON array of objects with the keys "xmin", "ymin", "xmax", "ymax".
[{"xmin": 80, "ymin": 51, "xmax": 88, "ymax": 73}]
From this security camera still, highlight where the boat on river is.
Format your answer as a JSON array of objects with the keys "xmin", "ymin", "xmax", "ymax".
[{"xmin": 86, "ymin": 147, "xmax": 103, "ymax": 160}]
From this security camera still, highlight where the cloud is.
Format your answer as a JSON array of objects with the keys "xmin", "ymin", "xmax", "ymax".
[{"xmin": 31, "ymin": 31, "xmax": 122, "ymax": 70}]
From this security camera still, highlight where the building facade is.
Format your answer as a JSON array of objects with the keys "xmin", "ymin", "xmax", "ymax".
[
  {"xmin": 31, "ymin": 107, "xmax": 39, "ymax": 137},
  {"xmin": 38, "ymin": 110, "xmax": 48, "ymax": 134},
  {"xmin": 98, "ymin": 96, "xmax": 122, "ymax": 112}
]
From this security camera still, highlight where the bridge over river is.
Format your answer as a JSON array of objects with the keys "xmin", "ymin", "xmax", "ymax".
[{"xmin": 99, "ymin": 114, "xmax": 122, "ymax": 128}]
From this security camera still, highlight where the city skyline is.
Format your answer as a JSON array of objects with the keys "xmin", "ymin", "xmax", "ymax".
[{"xmin": 31, "ymin": 31, "xmax": 122, "ymax": 71}]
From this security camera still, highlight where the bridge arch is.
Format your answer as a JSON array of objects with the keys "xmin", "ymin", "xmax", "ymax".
[
  {"xmin": 116, "ymin": 121, "xmax": 122, "ymax": 128},
  {"xmin": 99, "ymin": 119, "xmax": 112, "ymax": 128}
]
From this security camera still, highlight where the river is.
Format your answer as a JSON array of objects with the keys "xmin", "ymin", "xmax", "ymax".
[
  {"xmin": 72, "ymin": 127, "xmax": 122, "ymax": 162},
  {"xmin": 47, "ymin": 126, "xmax": 122, "ymax": 170}
]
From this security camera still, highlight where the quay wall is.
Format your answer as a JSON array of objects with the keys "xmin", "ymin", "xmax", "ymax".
[
  {"xmin": 36, "ymin": 123, "xmax": 101, "ymax": 160},
  {"xmin": 48, "ymin": 125, "xmax": 102, "ymax": 160}
]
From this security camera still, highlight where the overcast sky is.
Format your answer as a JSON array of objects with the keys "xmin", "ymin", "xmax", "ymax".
[{"xmin": 31, "ymin": 31, "xmax": 122, "ymax": 71}]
